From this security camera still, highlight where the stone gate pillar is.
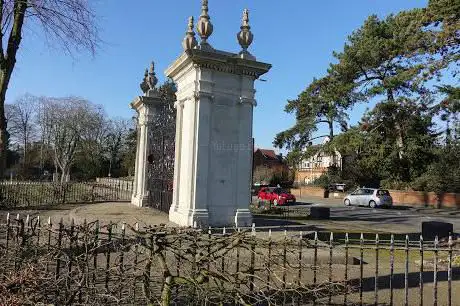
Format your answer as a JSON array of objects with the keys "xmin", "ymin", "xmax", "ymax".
[
  {"xmin": 130, "ymin": 63, "xmax": 162, "ymax": 207},
  {"xmin": 166, "ymin": 3, "xmax": 271, "ymax": 227}
]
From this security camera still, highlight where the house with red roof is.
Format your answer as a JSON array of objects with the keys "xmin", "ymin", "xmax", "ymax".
[{"xmin": 252, "ymin": 148, "xmax": 290, "ymax": 185}]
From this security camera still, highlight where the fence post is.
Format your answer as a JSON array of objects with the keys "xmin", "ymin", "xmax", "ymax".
[
  {"xmin": 176, "ymin": 228, "xmax": 182, "ymax": 296},
  {"xmin": 267, "ymin": 229, "xmax": 272, "ymax": 290},
  {"xmin": 68, "ymin": 218, "xmax": 75, "ymax": 291},
  {"xmin": 433, "ymin": 236, "xmax": 439, "ymax": 306},
  {"xmin": 328, "ymin": 232, "xmax": 333, "ymax": 305},
  {"xmin": 93, "ymin": 220, "xmax": 100, "ymax": 285},
  {"xmin": 5, "ymin": 213, "xmax": 10, "ymax": 259},
  {"xmin": 236, "ymin": 228, "xmax": 241, "ymax": 294},
  {"xmin": 448, "ymin": 235, "xmax": 452, "ymax": 306},
  {"xmin": 132, "ymin": 222, "xmax": 139, "ymax": 301},
  {"xmin": 249, "ymin": 224, "xmax": 256, "ymax": 292},
  {"xmin": 46, "ymin": 217, "xmax": 52, "ymax": 273},
  {"xmin": 25, "ymin": 215, "xmax": 30, "ymax": 234},
  {"xmin": 297, "ymin": 231, "xmax": 303, "ymax": 288},
  {"xmin": 419, "ymin": 235, "xmax": 423, "ymax": 306},
  {"xmin": 344, "ymin": 233, "xmax": 349, "ymax": 305},
  {"xmin": 143, "ymin": 233, "xmax": 154, "ymax": 301},
  {"xmin": 390, "ymin": 234, "xmax": 395, "ymax": 306},
  {"xmin": 119, "ymin": 222, "xmax": 126, "ymax": 300},
  {"xmin": 79, "ymin": 218, "xmax": 88, "ymax": 303},
  {"xmin": 282, "ymin": 230, "xmax": 287, "ymax": 289},
  {"xmin": 55, "ymin": 218, "xmax": 64, "ymax": 304},
  {"xmin": 105, "ymin": 222, "xmax": 113, "ymax": 291},
  {"xmin": 359, "ymin": 233, "xmax": 364, "ymax": 305},
  {"xmin": 56, "ymin": 218, "xmax": 63, "ymax": 278},
  {"xmin": 405, "ymin": 235, "xmax": 409, "ymax": 306},
  {"xmin": 313, "ymin": 231, "xmax": 318, "ymax": 286},
  {"xmin": 14, "ymin": 216, "xmax": 24, "ymax": 271},
  {"xmin": 207, "ymin": 226, "xmax": 212, "ymax": 289},
  {"xmin": 35, "ymin": 216, "xmax": 41, "ymax": 258},
  {"xmin": 374, "ymin": 233, "xmax": 379, "ymax": 306}
]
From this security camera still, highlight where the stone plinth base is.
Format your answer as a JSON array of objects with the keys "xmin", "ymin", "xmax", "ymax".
[
  {"xmin": 234, "ymin": 209, "xmax": 253, "ymax": 228},
  {"xmin": 169, "ymin": 207, "xmax": 253, "ymax": 228},
  {"xmin": 169, "ymin": 208, "xmax": 209, "ymax": 228},
  {"xmin": 131, "ymin": 195, "xmax": 149, "ymax": 208}
]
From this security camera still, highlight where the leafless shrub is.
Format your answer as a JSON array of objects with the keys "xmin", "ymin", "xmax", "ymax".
[{"xmin": 0, "ymin": 220, "xmax": 341, "ymax": 305}]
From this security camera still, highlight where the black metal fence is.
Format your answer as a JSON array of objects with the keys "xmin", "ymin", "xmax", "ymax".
[
  {"xmin": 0, "ymin": 214, "xmax": 458, "ymax": 305},
  {"xmin": 0, "ymin": 180, "xmax": 133, "ymax": 208}
]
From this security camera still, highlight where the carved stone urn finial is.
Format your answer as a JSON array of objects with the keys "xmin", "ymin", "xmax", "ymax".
[
  {"xmin": 147, "ymin": 61, "xmax": 158, "ymax": 90},
  {"xmin": 237, "ymin": 9, "xmax": 254, "ymax": 56},
  {"xmin": 183, "ymin": 16, "xmax": 198, "ymax": 51},
  {"xmin": 140, "ymin": 68, "xmax": 149, "ymax": 94},
  {"xmin": 140, "ymin": 61, "xmax": 158, "ymax": 96},
  {"xmin": 196, "ymin": 0, "xmax": 213, "ymax": 48}
]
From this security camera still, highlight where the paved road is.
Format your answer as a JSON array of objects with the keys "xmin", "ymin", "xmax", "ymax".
[{"xmin": 287, "ymin": 195, "xmax": 460, "ymax": 234}]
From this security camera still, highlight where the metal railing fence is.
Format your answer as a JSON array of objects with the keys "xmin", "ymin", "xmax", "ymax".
[{"xmin": 0, "ymin": 214, "xmax": 458, "ymax": 305}]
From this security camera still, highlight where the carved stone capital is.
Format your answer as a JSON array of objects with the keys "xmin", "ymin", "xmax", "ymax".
[
  {"xmin": 239, "ymin": 96, "xmax": 257, "ymax": 106},
  {"xmin": 194, "ymin": 91, "xmax": 215, "ymax": 101},
  {"xmin": 130, "ymin": 96, "xmax": 163, "ymax": 126},
  {"xmin": 174, "ymin": 100, "xmax": 186, "ymax": 109}
]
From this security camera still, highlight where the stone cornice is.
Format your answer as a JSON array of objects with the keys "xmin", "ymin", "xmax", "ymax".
[
  {"xmin": 165, "ymin": 48, "xmax": 271, "ymax": 80},
  {"xmin": 129, "ymin": 95, "xmax": 163, "ymax": 111}
]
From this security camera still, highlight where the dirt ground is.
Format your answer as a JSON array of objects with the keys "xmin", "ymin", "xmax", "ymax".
[{"xmin": 0, "ymin": 201, "xmax": 173, "ymax": 227}]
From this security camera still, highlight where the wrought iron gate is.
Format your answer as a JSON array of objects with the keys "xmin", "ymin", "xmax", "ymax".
[{"xmin": 147, "ymin": 87, "xmax": 176, "ymax": 213}]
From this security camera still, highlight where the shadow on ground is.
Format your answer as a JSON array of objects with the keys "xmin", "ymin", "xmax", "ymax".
[{"xmin": 349, "ymin": 268, "xmax": 460, "ymax": 292}]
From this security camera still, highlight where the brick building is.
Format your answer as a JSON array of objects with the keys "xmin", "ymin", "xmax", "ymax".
[{"xmin": 252, "ymin": 149, "xmax": 289, "ymax": 184}]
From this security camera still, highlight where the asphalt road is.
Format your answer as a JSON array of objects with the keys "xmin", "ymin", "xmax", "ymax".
[{"xmin": 254, "ymin": 195, "xmax": 460, "ymax": 235}]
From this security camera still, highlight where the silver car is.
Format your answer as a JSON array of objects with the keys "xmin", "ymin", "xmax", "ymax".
[{"xmin": 344, "ymin": 188, "xmax": 393, "ymax": 208}]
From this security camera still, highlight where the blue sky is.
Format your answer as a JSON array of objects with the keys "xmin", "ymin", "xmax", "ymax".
[{"xmin": 7, "ymin": 0, "xmax": 428, "ymax": 151}]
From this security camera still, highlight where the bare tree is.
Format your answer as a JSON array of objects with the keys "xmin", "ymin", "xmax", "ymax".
[
  {"xmin": 104, "ymin": 118, "xmax": 131, "ymax": 177},
  {"xmin": 0, "ymin": 0, "xmax": 100, "ymax": 177},
  {"xmin": 76, "ymin": 104, "xmax": 106, "ymax": 178},
  {"xmin": 5, "ymin": 93, "xmax": 38, "ymax": 165},
  {"xmin": 39, "ymin": 96, "xmax": 104, "ymax": 183}
]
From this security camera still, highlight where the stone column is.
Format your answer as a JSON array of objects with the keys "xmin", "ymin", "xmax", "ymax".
[
  {"xmin": 166, "ymin": 5, "xmax": 271, "ymax": 227},
  {"xmin": 130, "ymin": 62, "xmax": 162, "ymax": 207}
]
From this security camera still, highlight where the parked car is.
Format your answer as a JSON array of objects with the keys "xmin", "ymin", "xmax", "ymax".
[
  {"xmin": 257, "ymin": 187, "xmax": 296, "ymax": 206},
  {"xmin": 343, "ymin": 188, "xmax": 393, "ymax": 208},
  {"xmin": 251, "ymin": 183, "xmax": 269, "ymax": 196},
  {"xmin": 328, "ymin": 183, "xmax": 346, "ymax": 192}
]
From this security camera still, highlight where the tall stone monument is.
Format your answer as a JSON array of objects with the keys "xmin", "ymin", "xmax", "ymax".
[
  {"xmin": 130, "ymin": 63, "xmax": 161, "ymax": 207},
  {"xmin": 167, "ymin": 1, "xmax": 271, "ymax": 227}
]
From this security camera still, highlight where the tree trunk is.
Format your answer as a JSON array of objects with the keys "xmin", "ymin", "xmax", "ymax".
[
  {"xmin": 387, "ymin": 89, "xmax": 404, "ymax": 159},
  {"xmin": 327, "ymin": 118, "xmax": 339, "ymax": 167},
  {"xmin": 22, "ymin": 132, "xmax": 27, "ymax": 170},
  {"xmin": 0, "ymin": 0, "xmax": 28, "ymax": 177},
  {"xmin": 328, "ymin": 119, "xmax": 334, "ymax": 140},
  {"xmin": 0, "ymin": 91, "xmax": 6, "ymax": 178}
]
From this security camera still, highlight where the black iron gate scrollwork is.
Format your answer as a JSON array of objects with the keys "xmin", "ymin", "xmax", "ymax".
[{"xmin": 147, "ymin": 85, "xmax": 176, "ymax": 213}]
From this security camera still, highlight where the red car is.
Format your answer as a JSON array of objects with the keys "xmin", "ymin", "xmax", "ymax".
[{"xmin": 257, "ymin": 187, "xmax": 296, "ymax": 206}]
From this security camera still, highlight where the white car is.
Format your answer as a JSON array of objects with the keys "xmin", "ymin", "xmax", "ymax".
[{"xmin": 344, "ymin": 188, "xmax": 393, "ymax": 208}]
